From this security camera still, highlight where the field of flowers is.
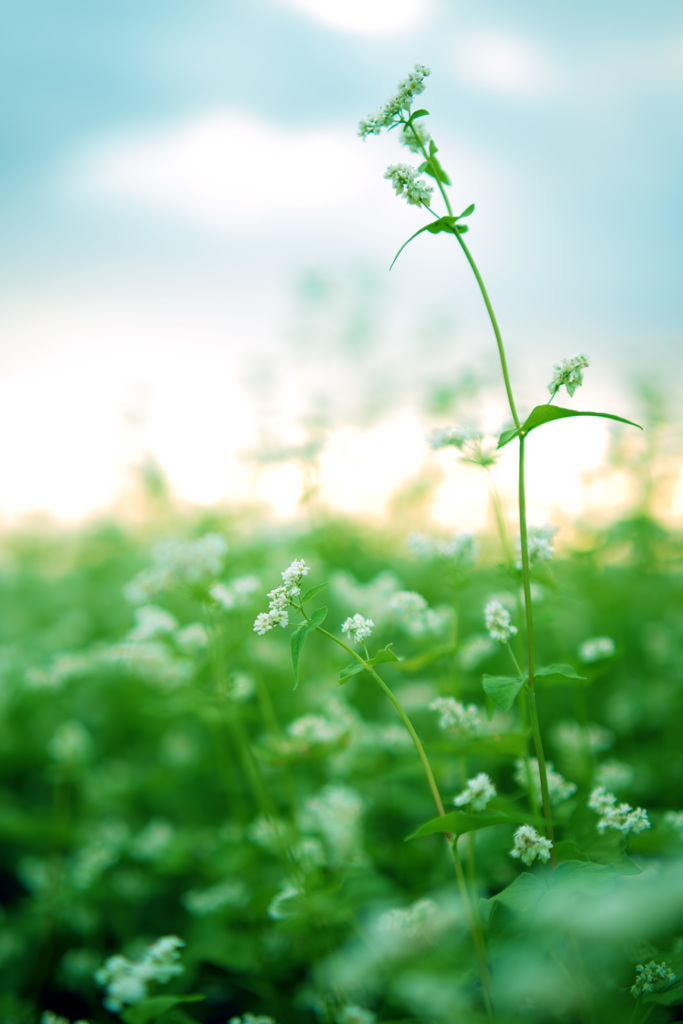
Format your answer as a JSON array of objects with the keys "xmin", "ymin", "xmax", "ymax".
[{"xmin": 1, "ymin": 490, "xmax": 682, "ymax": 1024}]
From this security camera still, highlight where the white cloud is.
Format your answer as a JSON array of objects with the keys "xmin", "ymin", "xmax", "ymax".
[
  {"xmin": 75, "ymin": 110, "xmax": 371, "ymax": 229},
  {"xmin": 271, "ymin": 0, "xmax": 431, "ymax": 35},
  {"xmin": 449, "ymin": 30, "xmax": 560, "ymax": 96}
]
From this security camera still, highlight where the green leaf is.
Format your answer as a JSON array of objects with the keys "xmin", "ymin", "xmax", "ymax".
[
  {"xmin": 290, "ymin": 606, "xmax": 327, "ymax": 688},
  {"xmin": 338, "ymin": 660, "xmax": 366, "ymax": 683},
  {"xmin": 643, "ymin": 979, "xmax": 683, "ymax": 1007},
  {"xmin": 482, "ymin": 674, "xmax": 526, "ymax": 712},
  {"xmin": 455, "ymin": 224, "xmax": 468, "ymax": 233},
  {"xmin": 373, "ymin": 644, "xmax": 399, "ymax": 665},
  {"xmin": 122, "ymin": 996, "xmax": 205, "ymax": 1024},
  {"xmin": 406, "ymin": 809, "xmax": 514, "ymax": 841},
  {"xmin": 459, "ymin": 203, "xmax": 475, "ymax": 217},
  {"xmin": 301, "ymin": 582, "xmax": 329, "ymax": 604},
  {"xmin": 389, "ymin": 217, "xmax": 457, "ymax": 270},
  {"xmin": 487, "ymin": 872, "xmax": 547, "ymax": 916},
  {"xmin": 521, "ymin": 404, "xmax": 643, "ymax": 437},
  {"xmin": 429, "ymin": 139, "xmax": 438, "ymax": 157},
  {"xmin": 422, "ymin": 155, "xmax": 451, "ymax": 185},
  {"xmin": 535, "ymin": 663, "xmax": 587, "ymax": 684},
  {"xmin": 497, "ymin": 426, "xmax": 522, "ymax": 449},
  {"xmin": 308, "ymin": 606, "xmax": 328, "ymax": 629},
  {"xmin": 410, "ymin": 108, "xmax": 429, "ymax": 120}
]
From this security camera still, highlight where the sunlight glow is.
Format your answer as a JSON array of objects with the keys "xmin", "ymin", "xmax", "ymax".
[
  {"xmin": 76, "ymin": 111, "xmax": 369, "ymax": 228},
  {"xmin": 272, "ymin": 0, "xmax": 430, "ymax": 34}
]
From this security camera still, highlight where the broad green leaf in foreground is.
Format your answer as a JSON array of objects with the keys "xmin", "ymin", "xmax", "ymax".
[
  {"xmin": 290, "ymin": 606, "xmax": 327, "ymax": 689},
  {"xmin": 406, "ymin": 809, "xmax": 515, "ymax": 841},
  {"xmin": 497, "ymin": 404, "xmax": 642, "ymax": 449},
  {"xmin": 483, "ymin": 674, "xmax": 526, "ymax": 711},
  {"xmin": 122, "ymin": 995, "xmax": 205, "ymax": 1024}
]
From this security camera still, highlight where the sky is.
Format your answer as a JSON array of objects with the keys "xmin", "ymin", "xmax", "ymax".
[{"xmin": 1, "ymin": 0, "xmax": 682, "ymax": 527}]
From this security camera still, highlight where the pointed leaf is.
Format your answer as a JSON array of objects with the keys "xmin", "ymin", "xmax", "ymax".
[
  {"xmin": 497, "ymin": 426, "xmax": 522, "ymax": 449},
  {"xmin": 459, "ymin": 203, "xmax": 475, "ymax": 217},
  {"xmin": 290, "ymin": 606, "xmax": 327, "ymax": 687},
  {"xmin": 339, "ymin": 660, "xmax": 366, "ymax": 683},
  {"xmin": 290, "ymin": 625, "xmax": 308, "ymax": 690},
  {"xmin": 122, "ymin": 995, "xmax": 205, "ymax": 1024},
  {"xmin": 372, "ymin": 643, "xmax": 399, "ymax": 665},
  {"xmin": 301, "ymin": 582, "xmax": 329, "ymax": 604},
  {"xmin": 521, "ymin": 404, "xmax": 642, "ymax": 437},
  {"xmin": 535, "ymin": 663, "xmax": 588, "ymax": 685},
  {"xmin": 406, "ymin": 809, "xmax": 515, "ymax": 841},
  {"xmin": 307, "ymin": 606, "xmax": 328, "ymax": 629},
  {"xmin": 429, "ymin": 139, "xmax": 438, "ymax": 157},
  {"xmin": 483, "ymin": 674, "xmax": 526, "ymax": 712},
  {"xmin": 410, "ymin": 108, "xmax": 429, "ymax": 120},
  {"xmin": 389, "ymin": 218, "xmax": 457, "ymax": 270}
]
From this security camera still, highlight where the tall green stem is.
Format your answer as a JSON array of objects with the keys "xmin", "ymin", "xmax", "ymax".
[
  {"xmin": 316, "ymin": 625, "xmax": 494, "ymax": 1019},
  {"xmin": 519, "ymin": 435, "xmax": 555, "ymax": 849}
]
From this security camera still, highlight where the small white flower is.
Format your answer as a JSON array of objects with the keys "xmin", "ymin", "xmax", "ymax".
[
  {"xmin": 341, "ymin": 613, "xmax": 374, "ymax": 644},
  {"xmin": 454, "ymin": 773, "xmax": 496, "ymax": 812},
  {"xmin": 484, "ymin": 599, "xmax": 518, "ymax": 643},
  {"xmin": 631, "ymin": 960, "xmax": 676, "ymax": 997},
  {"xmin": 578, "ymin": 636, "xmax": 616, "ymax": 663},
  {"xmin": 281, "ymin": 559, "xmax": 310, "ymax": 591},
  {"xmin": 547, "ymin": 354, "xmax": 590, "ymax": 398},
  {"xmin": 428, "ymin": 697, "xmax": 483, "ymax": 736},
  {"xmin": 358, "ymin": 64, "xmax": 431, "ymax": 137},
  {"xmin": 384, "ymin": 163, "xmax": 433, "ymax": 206},
  {"xmin": 588, "ymin": 787, "xmax": 650, "ymax": 834},
  {"xmin": 516, "ymin": 524, "xmax": 559, "ymax": 569},
  {"xmin": 253, "ymin": 560, "xmax": 310, "ymax": 634},
  {"xmin": 514, "ymin": 758, "xmax": 577, "ymax": 806},
  {"xmin": 510, "ymin": 824, "xmax": 553, "ymax": 866}
]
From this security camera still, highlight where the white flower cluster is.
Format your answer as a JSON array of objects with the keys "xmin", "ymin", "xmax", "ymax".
[
  {"xmin": 286, "ymin": 714, "xmax": 348, "ymax": 746},
  {"xmin": 513, "ymin": 758, "xmax": 577, "ymax": 806},
  {"xmin": 253, "ymin": 559, "xmax": 310, "ymax": 635},
  {"xmin": 341, "ymin": 613, "xmax": 374, "ymax": 644},
  {"xmin": 124, "ymin": 534, "xmax": 228, "ymax": 602},
  {"xmin": 48, "ymin": 719, "xmax": 93, "ymax": 764},
  {"xmin": 588, "ymin": 787, "xmax": 651, "ymax": 835},
  {"xmin": 95, "ymin": 935, "xmax": 184, "ymax": 1012},
  {"xmin": 484, "ymin": 599, "xmax": 518, "ymax": 643},
  {"xmin": 509, "ymin": 824, "xmax": 553, "ymax": 866},
  {"xmin": 595, "ymin": 759, "xmax": 635, "ymax": 792},
  {"xmin": 304, "ymin": 784, "xmax": 364, "ymax": 866},
  {"xmin": 427, "ymin": 425, "xmax": 471, "ymax": 450},
  {"xmin": 128, "ymin": 605, "xmax": 178, "ymax": 642},
  {"xmin": 664, "ymin": 810, "xmax": 683, "ymax": 833},
  {"xmin": 182, "ymin": 878, "xmax": 248, "ymax": 917},
  {"xmin": 631, "ymin": 960, "xmax": 676, "ymax": 997},
  {"xmin": 358, "ymin": 64, "xmax": 431, "ymax": 137},
  {"xmin": 516, "ymin": 524, "xmax": 559, "ymax": 569},
  {"xmin": 210, "ymin": 575, "xmax": 261, "ymax": 611},
  {"xmin": 378, "ymin": 897, "xmax": 437, "ymax": 937},
  {"xmin": 246, "ymin": 814, "xmax": 288, "ymax": 853},
  {"xmin": 389, "ymin": 590, "xmax": 450, "ymax": 636},
  {"xmin": 454, "ymin": 772, "xmax": 496, "ymax": 811},
  {"xmin": 547, "ymin": 354, "xmax": 590, "ymax": 398},
  {"xmin": 407, "ymin": 531, "xmax": 480, "ymax": 567},
  {"xmin": 384, "ymin": 163, "xmax": 433, "ymax": 206},
  {"xmin": 552, "ymin": 719, "xmax": 614, "ymax": 755},
  {"xmin": 429, "ymin": 697, "xmax": 483, "ymax": 736},
  {"xmin": 578, "ymin": 636, "xmax": 616, "ymax": 663}
]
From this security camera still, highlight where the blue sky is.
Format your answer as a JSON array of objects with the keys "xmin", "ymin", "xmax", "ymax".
[{"xmin": 1, "ymin": 0, "xmax": 682, "ymax": 519}]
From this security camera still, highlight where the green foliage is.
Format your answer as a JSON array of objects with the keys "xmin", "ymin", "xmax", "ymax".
[{"xmin": 498, "ymin": 404, "xmax": 643, "ymax": 449}]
